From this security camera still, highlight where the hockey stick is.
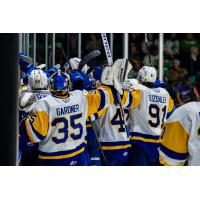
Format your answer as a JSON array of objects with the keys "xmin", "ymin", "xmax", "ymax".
[
  {"xmin": 100, "ymin": 33, "xmax": 130, "ymax": 159},
  {"xmin": 101, "ymin": 33, "xmax": 113, "ymax": 66},
  {"xmin": 145, "ymin": 33, "xmax": 152, "ymax": 66},
  {"xmin": 79, "ymin": 50, "xmax": 101, "ymax": 71}
]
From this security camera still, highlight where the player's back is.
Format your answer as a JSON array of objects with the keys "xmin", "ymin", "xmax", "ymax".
[
  {"xmin": 130, "ymin": 84, "xmax": 172, "ymax": 138},
  {"xmin": 159, "ymin": 101, "xmax": 200, "ymax": 166},
  {"xmin": 128, "ymin": 84, "xmax": 174, "ymax": 165},
  {"xmin": 97, "ymin": 86, "xmax": 132, "ymax": 165},
  {"xmin": 26, "ymin": 90, "xmax": 88, "ymax": 165},
  {"xmin": 98, "ymin": 86, "xmax": 130, "ymax": 144}
]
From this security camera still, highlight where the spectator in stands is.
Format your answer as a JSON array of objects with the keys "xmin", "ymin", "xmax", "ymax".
[
  {"xmin": 143, "ymin": 45, "xmax": 158, "ymax": 67},
  {"xmin": 130, "ymin": 43, "xmax": 141, "ymax": 59},
  {"xmin": 175, "ymin": 75, "xmax": 193, "ymax": 106},
  {"xmin": 182, "ymin": 46, "xmax": 200, "ymax": 76},
  {"xmin": 164, "ymin": 33, "xmax": 180, "ymax": 58},
  {"xmin": 141, "ymin": 33, "xmax": 158, "ymax": 55},
  {"xmin": 168, "ymin": 58, "xmax": 188, "ymax": 81},
  {"xmin": 180, "ymin": 33, "xmax": 199, "ymax": 55}
]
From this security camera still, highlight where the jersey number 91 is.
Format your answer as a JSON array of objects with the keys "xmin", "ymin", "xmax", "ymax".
[{"xmin": 148, "ymin": 104, "xmax": 166, "ymax": 128}]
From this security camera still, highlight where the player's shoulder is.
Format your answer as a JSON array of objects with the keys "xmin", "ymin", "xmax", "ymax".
[
  {"xmin": 69, "ymin": 89, "xmax": 87, "ymax": 100},
  {"xmin": 168, "ymin": 102, "xmax": 200, "ymax": 122},
  {"xmin": 134, "ymin": 83, "xmax": 146, "ymax": 90},
  {"xmin": 153, "ymin": 87, "xmax": 169, "ymax": 95}
]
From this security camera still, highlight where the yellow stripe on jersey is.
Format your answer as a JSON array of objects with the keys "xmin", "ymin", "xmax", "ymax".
[
  {"xmin": 98, "ymin": 108, "xmax": 106, "ymax": 118},
  {"xmin": 159, "ymin": 156, "xmax": 185, "ymax": 166},
  {"xmin": 31, "ymin": 111, "xmax": 49, "ymax": 138},
  {"xmin": 131, "ymin": 90, "xmax": 141, "ymax": 109},
  {"xmin": 87, "ymin": 90, "xmax": 102, "ymax": 116},
  {"xmin": 87, "ymin": 86, "xmax": 114, "ymax": 116},
  {"xmin": 25, "ymin": 118, "xmax": 36, "ymax": 143},
  {"xmin": 168, "ymin": 96, "xmax": 174, "ymax": 112},
  {"xmin": 131, "ymin": 136, "xmax": 161, "ymax": 143},
  {"xmin": 102, "ymin": 144, "xmax": 131, "ymax": 150},
  {"xmin": 100, "ymin": 85, "xmax": 114, "ymax": 105},
  {"xmin": 38, "ymin": 147, "xmax": 85, "ymax": 160},
  {"xmin": 161, "ymin": 121, "xmax": 189, "ymax": 154}
]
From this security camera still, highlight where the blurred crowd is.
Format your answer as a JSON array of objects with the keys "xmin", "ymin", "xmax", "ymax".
[{"xmin": 34, "ymin": 33, "xmax": 200, "ymax": 107}]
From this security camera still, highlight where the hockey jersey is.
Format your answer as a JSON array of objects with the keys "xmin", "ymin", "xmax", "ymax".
[
  {"xmin": 129, "ymin": 84, "xmax": 174, "ymax": 156},
  {"xmin": 159, "ymin": 102, "xmax": 200, "ymax": 166},
  {"xmin": 23, "ymin": 88, "xmax": 112, "ymax": 165},
  {"xmin": 98, "ymin": 86, "xmax": 140, "ymax": 147}
]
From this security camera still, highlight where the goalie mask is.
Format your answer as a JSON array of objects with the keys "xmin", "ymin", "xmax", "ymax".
[
  {"xmin": 28, "ymin": 69, "xmax": 48, "ymax": 90},
  {"xmin": 101, "ymin": 58, "xmax": 133, "ymax": 95},
  {"xmin": 137, "ymin": 66, "xmax": 157, "ymax": 84}
]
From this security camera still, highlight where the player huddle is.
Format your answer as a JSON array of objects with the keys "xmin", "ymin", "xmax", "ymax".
[{"xmin": 18, "ymin": 51, "xmax": 200, "ymax": 166}]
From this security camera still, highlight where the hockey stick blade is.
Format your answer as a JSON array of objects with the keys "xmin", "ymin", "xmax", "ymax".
[{"xmin": 79, "ymin": 50, "xmax": 101, "ymax": 70}]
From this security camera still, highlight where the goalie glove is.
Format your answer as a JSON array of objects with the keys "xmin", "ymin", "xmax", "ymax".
[
  {"xmin": 101, "ymin": 64, "xmax": 124, "ymax": 95},
  {"xmin": 101, "ymin": 65, "xmax": 114, "ymax": 86}
]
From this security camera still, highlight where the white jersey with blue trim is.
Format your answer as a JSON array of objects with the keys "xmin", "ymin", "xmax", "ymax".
[
  {"xmin": 24, "ymin": 88, "xmax": 111, "ymax": 160},
  {"xmin": 159, "ymin": 102, "xmax": 200, "ymax": 166},
  {"xmin": 96, "ymin": 86, "xmax": 140, "ymax": 150},
  {"xmin": 129, "ymin": 84, "xmax": 174, "ymax": 142}
]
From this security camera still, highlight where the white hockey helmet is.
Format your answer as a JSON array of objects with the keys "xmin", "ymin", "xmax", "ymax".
[
  {"xmin": 137, "ymin": 66, "xmax": 157, "ymax": 83},
  {"xmin": 28, "ymin": 69, "xmax": 48, "ymax": 90}
]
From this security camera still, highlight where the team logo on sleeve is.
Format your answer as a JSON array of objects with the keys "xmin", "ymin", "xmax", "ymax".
[{"xmin": 29, "ymin": 113, "xmax": 37, "ymax": 123}]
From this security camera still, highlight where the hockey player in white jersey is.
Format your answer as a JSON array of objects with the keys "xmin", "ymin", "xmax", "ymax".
[
  {"xmin": 19, "ymin": 69, "xmax": 50, "ymax": 112},
  {"xmin": 159, "ymin": 72, "xmax": 200, "ymax": 166},
  {"xmin": 20, "ymin": 69, "xmax": 116, "ymax": 166},
  {"xmin": 96, "ymin": 59, "xmax": 140, "ymax": 166},
  {"xmin": 128, "ymin": 66, "xmax": 174, "ymax": 165},
  {"xmin": 19, "ymin": 68, "xmax": 50, "ymax": 165}
]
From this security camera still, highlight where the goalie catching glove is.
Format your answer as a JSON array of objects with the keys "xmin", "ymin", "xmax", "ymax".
[{"xmin": 101, "ymin": 59, "xmax": 133, "ymax": 95}]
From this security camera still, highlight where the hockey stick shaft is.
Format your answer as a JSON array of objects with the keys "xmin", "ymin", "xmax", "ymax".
[
  {"xmin": 101, "ymin": 33, "xmax": 113, "ymax": 67},
  {"xmin": 101, "ymin": 33, "xmax": 129, "ymax": 142}
]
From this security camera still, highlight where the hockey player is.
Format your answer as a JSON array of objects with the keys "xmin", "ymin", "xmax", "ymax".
[
  {"xmin": 19, "ymin": 66, "xmax": 118, "ymax": 166},
  {"xmin": 19, "ymin": 68, "xmax": 50, "ymax": 165},
  {"xmin": 159, "ymin": 72, "xmax": 200, "ymax": 166},
  {"xmin": 95, "ymin": 59, "xmax": 140, "ymax": 166},
  {"xmin": 67, "ymin": 57, "xmax": 102, "ymax": 165},
  {"xmin": 128, "ymin": 66, "xmax": 174, "ymax": 166}
]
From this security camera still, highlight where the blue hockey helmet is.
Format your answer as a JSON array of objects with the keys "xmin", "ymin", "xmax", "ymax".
[{"xmin": 49, "ymin": 70, "xmax": 71, "ymax": 92}]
